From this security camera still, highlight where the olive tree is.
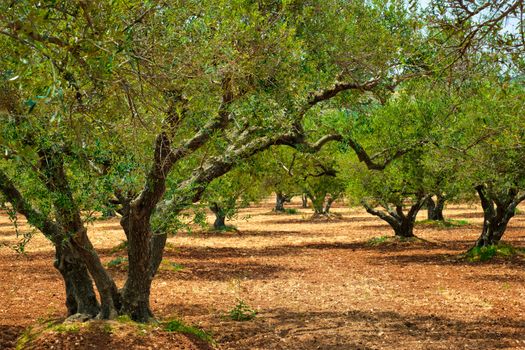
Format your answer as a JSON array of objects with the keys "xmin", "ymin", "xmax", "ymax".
[{"xmin": 0, "ymin": 0, "xmax": 426, "ymax": 321}]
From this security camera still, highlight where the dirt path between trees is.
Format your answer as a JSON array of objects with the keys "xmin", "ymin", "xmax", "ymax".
[{"xmin": 1, "ymin": 200, "xmax": 524, "ymax": 349}]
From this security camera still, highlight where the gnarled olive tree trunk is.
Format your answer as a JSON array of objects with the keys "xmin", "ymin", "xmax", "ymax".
[
  {"xmin": 362, "ymin": 196, "xmax": 429, "ymax": 238},
  {"xmin": 55, "ymin": 244, "xmax": 100, "ymax": 317},
  {"xmin": 0, "ymin": 169, "xmax": 100, "ymax": 318},
  {"xmin": 427, "ymin": 195, "xmax": 446, "ymax": 221},
  {"xmin": 474, "ymin": 185, "xmax": 525, "ymax": 247},
  {"xmin": 275, "ymin": 191, "xmax": 292, "ymax": 212}
]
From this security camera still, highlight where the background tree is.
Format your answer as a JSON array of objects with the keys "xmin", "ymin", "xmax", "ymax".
[
  {"xmin": 200, "ymin": 163, "xmax": 265, "ymax": 231},
  {"xmin": 450, "ymin": 77, "xmax": 525, "ymax": 247}
]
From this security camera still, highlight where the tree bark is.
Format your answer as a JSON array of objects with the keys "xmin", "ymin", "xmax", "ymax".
[
  {"xmin": 474, "ymin": 185, "xmax": 523, "ymax": 247},
  {"xmin": 363, "ymin": 196, "xmax": 428, "ymax": 238},
  {"xmin": 427, "ymin": 195, "xmax": 445, "ymax": 221},
  {"xmin": 54, "ymin": 244, "xmax": 100, "ymax": 317},
  {"xmin": 120, "ymin": 208, "xmax": 155, "ymax": 322},
  {"xmin": 323, "ymin": 196, "xmax": 335, "ymax": 214},
  {"xmin": 210, "ymin": 203, "xmax": 227, "ymax": 230},
  {"xmin": 38, "ymin": 148, "xmax": 120, "ymax": 319},
  {"xmin": 0, "ymin": 168, "xmax": 102, "ymax": 318},
  {"xmin": 275, "ymin": 192, "xmax": 287, "ymax": 212},
  {"xmin": 301, "ymin": 194, "xmax": 308, "ymax": 208}
]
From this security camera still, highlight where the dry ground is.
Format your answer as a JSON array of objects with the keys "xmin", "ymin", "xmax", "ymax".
[{"xmin": 1, "ymin": 199, "xmax": 525, "ymax": 349}]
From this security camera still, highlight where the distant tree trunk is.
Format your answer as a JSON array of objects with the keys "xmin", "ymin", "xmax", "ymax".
[
  {"xmin": 473, "ymin": 185, "xmax": 525, "ymax": 248},
  {"xmin": 275, "ymin": 191, "xmax": 289, "ymax": 212},
  {"xmin": 301, "ymin": 194, "xmax": 308, "ymax": 208},
  {"xmin": 306, "ymin": 191, "xmax": 327, "ymax": 216},
  {"xmin": 363, "ymin": 195, "xmax": 429, "ymax": 238},
  {"xmin": 323, "ymin": 196, "xmax": 335, "ymax": 214},
  {"xmin": 210, "ymin": 203, "xmax": 227, "ymax": 230},
  {"xmin": 427, "ymin": 195, "xmax": 445, "ymax": 221}
]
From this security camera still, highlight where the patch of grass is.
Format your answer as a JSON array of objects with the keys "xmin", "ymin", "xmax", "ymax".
[
  {"xmin": 212, "ymin": 225, "xmax": 238, "ymax": 232},
  {"xmin": 416, "ymin": 219, "xmax": 469, "ymax": 229},
  {"xmin": 110, "ymin": 240, "xmax": 128, "ymax": 253},
  {"xmin": 106, "ymin": 256, "xmax": 128, "ymax": 268},
  {"xmin": 228, "ymin": 299, "xmax": 258, "ymax": 321},
  {"xmin": 116, "ymin": 315, "xmax": 133, "ymax": 323},
  {"xmin": 164, "ymin": 319, "xmax": 213, "ymax": 343},
  {"xmin": 160, "ymin": 260, "xmax": 185, "ymax": 272},
  {"xmin": 102, "ymin": 322, "xmax": 113, "ymax": 334},
  {"xmin": 367, "ymin": 236, "xmax": 390, "ymax": 246},
  {"xmin": 15, "ymin": 327, "xmax": 36, "ymax": 350},
  {"xmin": 465, "ymin": 243, "xmax": 525, "ymax": 262},
  {"xmin": 367, "ymin": 235, "xmax": 426, "ymax": 246},
  {"xmin": 284, "ymin": 208, "xmax": 298, "ymax": 215},
  {"xmin": 50, "ymin": 323, "xmax": 82, "ymax": 333}
]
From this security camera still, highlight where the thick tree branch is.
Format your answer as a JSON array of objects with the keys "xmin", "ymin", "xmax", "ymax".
[{"xmin": 0, "ymin": 168, "xmax": 62, "ymax": 242}]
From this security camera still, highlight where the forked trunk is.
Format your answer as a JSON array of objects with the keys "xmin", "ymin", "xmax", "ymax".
[
  {"xmin": 427, "ymin": 196, "xmax": 445, "ymax": 221},
  {"xmin": 71, "ymin": 228, "xmax": 121, "ymax": 319},
  {"xmin": 54, "ymin": 244, "xmax": 100, "ymax": 317},
  {"xmin": 473, "ymin": 185, "xmax": 523, "ymax": 248},
  {"xmin": 275, "ymin": 192, "xmax": 287, "ymax": 212},
  {"xmin": 323, "ymin": 196, "xmax": 335, "ymax": 214},
  {"xmin": 301, "ymin": 194, "xmax": 308, "ymax": 208},
  {"xmin": 363, "ymin": 196, "xmax": 428, "ymax": 239}
]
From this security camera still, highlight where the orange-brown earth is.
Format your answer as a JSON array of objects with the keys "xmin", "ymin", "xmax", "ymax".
[{"xmin": 1, "ymin": 199, "xmax": 525, "ymax": 349}]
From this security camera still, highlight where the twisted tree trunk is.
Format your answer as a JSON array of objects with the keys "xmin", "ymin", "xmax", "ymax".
[
  {"xmin": 0, "ymin": 169, "xmax": 101, "ymax": 318},
  {"xmin": 427, "ymin": 195, "xmax": 445, "ymax": 221},
  {"xmin": 363, "ymin": 195, "xmax": 429, "ymax": 238},
  {"xmin": 54, "ymin": 244, "xmax": 100, "ymax": 317},
  {"xmin": 474, "ymin": 185, "xmax": 525, "ymax": 248},
  {"xmin": 275, "ymin": 191, "xmax": 288, "ymax": 212}
]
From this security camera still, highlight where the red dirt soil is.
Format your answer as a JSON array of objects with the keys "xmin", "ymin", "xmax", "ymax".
[{"xmin": 1, "ymin": 200, "xmax": 525, "ymax": 349}]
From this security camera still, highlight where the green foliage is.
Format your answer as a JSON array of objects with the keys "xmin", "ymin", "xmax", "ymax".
[
  {"xmin": 164, "ymin": 319, "xmax": 213, "ymax": 343},
  {"xmin": 228, "ymin": 299, "xmax": 258, "ymax": 321},
  {"xmin": 284, "ymin": 208, "xmax": 298, "ymax": 215}
]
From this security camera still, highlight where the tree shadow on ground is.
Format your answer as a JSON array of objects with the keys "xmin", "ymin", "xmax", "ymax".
[
  {"xmin": 264, "ymin": 216, "xmax": 376, "ymax": 225},
  {"xmin": 0, "ymin": 324, "xmax": 25, "ymax": 350},
  {"xmin": 188, "ymin": 230, "xmax": 305, "ymax": 239},
  {"xmin": 371, "ymin": 241, "xmax": 525, "ymax": 270},
  {"xmin": 156, "ymin": 260, "xmax": 294, "ymax": 281},
  {"xmin": 448, "ymin": 212, "xmax": 485, "ymax": 219},
  {"xmin": 157, "ymin": 240, "xmax": 448, "ymax": 262},
  {"xmin": 207, "ymin": 308, "xmax": 525, "ymax": 350},
  {"xmin": 158, "ymin": 302, "xmax": 214, "ymax": 318}
]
